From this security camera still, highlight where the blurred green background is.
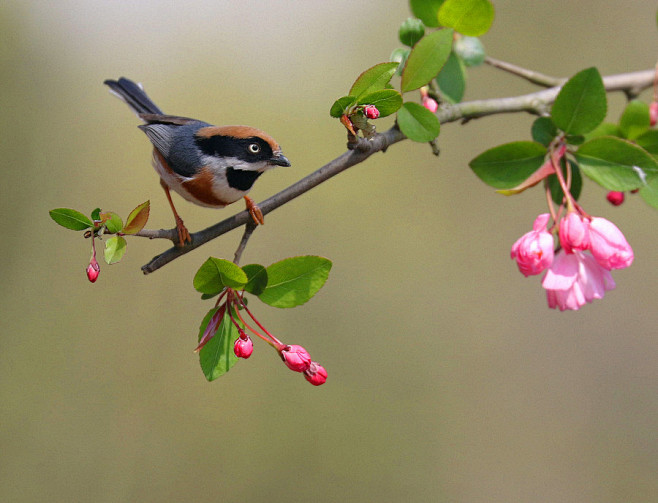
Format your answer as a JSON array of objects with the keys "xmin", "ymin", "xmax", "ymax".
[{"xmin": 2, "ymin": 1, "xmax": 657, "ymax": 501}]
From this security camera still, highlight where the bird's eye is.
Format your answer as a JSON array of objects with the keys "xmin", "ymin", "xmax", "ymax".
[{"xmin": 248, "ymin": 143, "xmax": 261, "ymax": 154}]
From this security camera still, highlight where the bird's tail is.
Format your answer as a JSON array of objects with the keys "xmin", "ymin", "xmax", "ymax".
[{"xmin": 104, "ymin": 77, "xmax": 164, "ymax": 116}]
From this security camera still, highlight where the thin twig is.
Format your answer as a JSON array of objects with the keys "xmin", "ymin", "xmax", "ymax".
[
  {"xmin": 484, "ymin": 56, "xmax": 563, "ymax": 87},
  {"xmin": 233, "ymin": 221, "xmax": 257, "ymax": 265},
  {"xmin": 138, "ymin": 67, "xmax": 655, "ymax": 274}
]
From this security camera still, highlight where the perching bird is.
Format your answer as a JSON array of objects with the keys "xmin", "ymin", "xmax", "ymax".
[{"xmin": 104, "ymin": 77, "xmax": 290, "ymax": 246}]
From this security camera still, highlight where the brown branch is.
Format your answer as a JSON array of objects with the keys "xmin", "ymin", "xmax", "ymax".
[
  {"xmin": 484, "ymin": 56, "xmax": 563, "ymax": 87},
  {"xmin": 139, "ymin": 67, "xmax": 655, "ymax": 274}
]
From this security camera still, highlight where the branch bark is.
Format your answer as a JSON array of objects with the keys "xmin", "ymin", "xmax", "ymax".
[{"xmin": 139, "ymin": 66, "xmax": 655, "ymax": 275}]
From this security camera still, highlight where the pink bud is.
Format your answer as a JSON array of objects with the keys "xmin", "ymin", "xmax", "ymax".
[
  {"xmin": 304, "ymin": 361, "xmax": 327, "ymax": 386},
  {"xmin": 234, "ymin": 335, "xmax": 253, "ymax": 359},
  {"xmin": 86, "ymin": 257, "xmax": 100, "ymax": 283},
  {"xmin": 606, "ymin": 191, "xmax": 625, "ymax": 206},
  {"xmin": 558, "ymin": 212, "xmax": 590, "ymax": 254},
  {"xmin": 422, "ymin": 96, "xmax": 438, "ymax": 113},
  {"xmin": 510, "ymin": 213, "xmax": 555, "ymax": 276},
  {"xmin": 363, "ymin": 105, "xmax": 380, "ymax": 120},
  {"xmin": 588, "ymin": 217, "xmax": 634, "ymax": 270},
  {"xmin": 280, "ymin": 344, "xmax": 311, "ymax": 372},
  {"xmin": 650, "ymin": 101, "xmax": 658, "ymax": 126}
]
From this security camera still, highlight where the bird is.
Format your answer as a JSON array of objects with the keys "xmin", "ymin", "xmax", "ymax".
[{"xmin": 104, "ymin": 77, "xmax": 290, "ymax": 246}]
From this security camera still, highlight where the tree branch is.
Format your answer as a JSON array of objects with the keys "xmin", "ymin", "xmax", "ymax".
[
  {"xmin": 139, "ymin": 67, "xmax": 655, "ymax": 274},
  {"xmin": 484, "ymin": 56, "xmax": 563, "ymax": 87}
]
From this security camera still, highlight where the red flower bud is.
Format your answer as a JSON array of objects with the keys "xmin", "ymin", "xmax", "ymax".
[
  {"xmin": 650, "ymin": 101, "xmax": 658, "ymax": 126},
  {"xmin": 422, "ymin": 96, "xmax": 438, "ymax": 113},
  {"xmin": 280, "ymin": 344, "xmax": 311, "ymax": 372},
  {"xmin": 363, "ymin": 105, "xmax": 380, "ymax": 120},
  {"xmin": 234, "ymin": 335, "xmax": 253, "ymax": 359},
  {"xmin": 304, "ymin": 361, "xmax": 327, "ymax": 386},
  {"xmin": 86, "ymin": 257, "xmax": 100, "ymax": 283},
  {"xmin": 606, "ymin": 191, "xmax": 625, "ymax": 206}
]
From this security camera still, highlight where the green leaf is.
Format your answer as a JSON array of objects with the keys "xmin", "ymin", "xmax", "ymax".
[
  {"xmin": 259, "ymin": 256, "xmax": 332, "ymax": 308},
  {"xmin": 330, "ymin": 96, "xmax": 356, "ymax": 118},
  {"xmin": 242, "ymin": 264, "xmax": 268, "ymax": 296},
  {"xmin": 198, "ymin": 307, "xmax": 240, "ymax": 381},
  {"xmin": 103, "ymin": 236, "xmax": 127, "ymax": 264},
  {"xmin": 469, "ymin": 141, "xmax": 547, "ymax": 189},
  {"xmin": 390, "ymin": 48, "xmax": 411, "ymax": 76},
  {"xmin": 551, "ymin": 67, "xmax": 606, "ymax": 135},
  {"xmin": 49, "ymin": 208, "xmax": 94, "ymax": 231},
  {"xmin": 397, "ymin": 102, "xmax": 440, "ymax": 142},
  {"xmin": 91, "ymin": 208, "xmax": 101, "ymax": 221},
  {"xmin": 401, "ymin": 28, "xmax": 454, "ymax": 93},
  {"xmin": 122, "ymin": 200, "xmax": 150, "ymax": 235},
  {"xmin": 101, "ymin": 212, "xmax": 123, "ymax": 234},
  {"xmin": 639, "ymin": 175, "xmax": 658, "ymax": 210},
  {"xmin": 409, "ymin": 0, "xmax": 445, "ymax": 27},
  {"xmin": 619, "ymin": 100, "xmax": 650, "ymax": 140},
  {"xmin": 436, "ymin": 51, "xmax": 466, "ymax": 104},
  {"xmin": 194, "ymin": 257, "xmax": 248, "ymax": 295},
  {"xmin": 548, "ymin": 160, "xmax": 582, "ymax": 204},
  {"xmin": 453, "ymin": 36, "xmax": 486, "ymax": 66},
  {"xmin": 635, "ymin": 130, "xmax": 658, "ymax": 155},
  {"xmin": 584, "ymin": 122, "xmax": 621, "ymax": 142},
  {"xmin": 349, "ymin": 63, "xmax": 399, "ymax": 99},
  {"xmin": 574, "ymin": 136, "xmax": 658, "ymax": 191},
  {"xmin": 399, "ymin": 18, "xmax": 425, "ymax": 47},
  {"xmin": 356, "ymin": 89, "xmax": 403, "ymax": 117},
  {"xmin": 531, "ymin": 117, "xmax": 558, "ymax": 147},
  {"xmin": 438, "ymin": 0, "xmax": 494, "ymax": 37}
]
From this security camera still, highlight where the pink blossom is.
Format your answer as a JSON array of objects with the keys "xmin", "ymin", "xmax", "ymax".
[
  {"xmin": 511, "ymin": 213, "xmax": 555, "ymax": 276},
  {"xmin": 304, "ymin": 361, "xmax": 328, "ymax": 386},
  {"xmin": 542, "ymin": 250, "xmax": 615, "ymax": 311},
  {"xmin": 558, "ymin": 212, "xmax": 590, "ymax": 253},
  {"xmin": 281, "ymin": 345, "xmax": 312, "ymax": 372},
  {"xmin": 422, "ymin": 96, "xmax": 438, "ymax": 113},
  {"xmin": 588, "ymin": 217, "xmax": 634, "ymax": 270},
  {"xmin": 650, "ymin": 101, "xmax": 658, "ymax": 126}
]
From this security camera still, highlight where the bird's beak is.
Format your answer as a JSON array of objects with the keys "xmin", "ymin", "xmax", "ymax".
[{"xmin": 269, "ymin": 153, "xmax": 291, "ymax": 167}]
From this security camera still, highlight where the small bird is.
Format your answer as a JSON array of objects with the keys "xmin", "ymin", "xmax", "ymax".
[{"xmin": 104, "ymin": 77, "xmax": 290, "ymax": 246}]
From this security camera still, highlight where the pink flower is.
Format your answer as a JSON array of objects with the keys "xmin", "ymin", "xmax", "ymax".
[
  {"xmin": 558, "ymin": 212, "xmax": 590, "ymax": 253},
  {"xmin": 606, "ymin": 191, "xmax": 625, "ymax": 206},
  {"xmin": 511, "ymin": 213, "xmax": 555, "ymax": 276},
  {"xmin": 86, "ymin": 256, "xmax": 100, "ymax": 283},
  {"xmin": 234, "ymin": 334, "xmax": 253, "ymax": 359},
  {"xmin": 542, "ymin": 250, "xmax": 615, "ymax": 311},
  {"xmin": 588, "ymin": 217, "xmax": 634, "ymax": 270},
  {"xmin": 363, "ymin": 105, "xmax": 380, "ymax": 119},
  {"xmin": 422, "ymin": 96, "xmax": 438, "ymax": 113},
  {"xmin": 281, "ymin": 345, "xmax": 312, "ymax": 372},
  {"xmin": 650, "ymin": 101, "xmax": 658, "ymax": 127},
  {"xmin": 304, "ymin": 361, "xmax": 328, "ymax": 386}
]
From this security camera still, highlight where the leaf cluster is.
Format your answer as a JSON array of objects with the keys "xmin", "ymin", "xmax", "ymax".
[{"xmin": 469, "ymin": 67, "xmax": 658, "ymax": 209}]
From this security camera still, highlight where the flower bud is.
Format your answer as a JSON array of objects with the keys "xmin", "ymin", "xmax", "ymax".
[
  {"xmin": 588, "ymin": 217, "xmax": 634, "ymax": 270},
  {"xmin": 363, "ymin": 105, "xmax": 380, "ymax": 120},
  {"xmin": 558, "ymin": 212, "xmax": 590, "ymax": 254},
  {"xmin": 280, "ymin": 344, "xmax": 311, "ymax": 372},
  {"xmin": 304, "ymin": 361, "xmax": 328, "ymax": 386},
  {"xmin": 606, "ymin": 191, "xmax": 625, "ymax": 206},
  {"xmin": 422, "ymin": 96, "xmax": 438, "ymax": 113},
  {"xmin": 510, "ymin": 213, "xmax": 555, "ymax": 276},
  {"xmin": 650, "ymin": 101, "xmax": 658, "ymax": 126},
  {"xmin": 86, "ymin": 256, "xmax": 100, "ymax": 283},
  {"xmin": 234, "ymin": 335, "xmax": 253, "ymax": 359}
]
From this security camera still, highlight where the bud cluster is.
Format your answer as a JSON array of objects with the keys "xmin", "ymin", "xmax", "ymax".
[{"xmin": 196, "ymin": 289, "xmax": 327, "ymax": 386}]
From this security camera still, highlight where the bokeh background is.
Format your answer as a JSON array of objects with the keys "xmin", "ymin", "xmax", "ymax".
[{"xmin": 2, "ymin": 1, "xmax": 657, "ymax": 501}]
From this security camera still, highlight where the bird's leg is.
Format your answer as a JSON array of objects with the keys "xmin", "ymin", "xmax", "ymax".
[
  {"xmin": 244, "ymin": 196, "xmax": 264, "ymax": 226},
  {"xmin": 161, "ymin": 180, "xmax": 192, "ymax": 246}
]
